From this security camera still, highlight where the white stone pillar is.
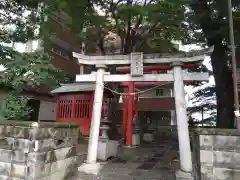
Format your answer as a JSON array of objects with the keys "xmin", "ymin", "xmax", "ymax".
[
  {"xmin": 86, "ymin": 65, "xmax": 106, "ymax": 164},
  {"xmin": 170, "ymin": 110, "xmax": 176, "ymax": 125},
  {"xmin": 173, "ymin": 62, "xmax": 192, "ymax": 173},
  {"xmin": 80, "ymin": 65, "xmax": 84, "ymax": 74}
]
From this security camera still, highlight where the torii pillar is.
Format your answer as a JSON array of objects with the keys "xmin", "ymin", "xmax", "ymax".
[
  {"xmin": 126, "ymin": 82, "xmax": 134, "ymax": 146},
  {"xmin": 86, "ymin": 65, "xmax": 106, "ymax": 164},
  {"xmin": 172, "ymin": 62, "xmax": 193, "ymax": 179}
]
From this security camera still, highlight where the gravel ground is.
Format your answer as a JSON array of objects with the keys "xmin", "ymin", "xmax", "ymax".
[{"xmin": 73, "ymin": 141, "xmax": 179, "ymax": 180}]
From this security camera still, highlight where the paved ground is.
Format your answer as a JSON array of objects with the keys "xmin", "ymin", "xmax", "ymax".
[
  {"xmin": 74, "ymin": 141, "xmax": 179, "ymax": 180},
  {"xmin": 76, "ymin": 161, "xmax": 177, "ymax": 180}
]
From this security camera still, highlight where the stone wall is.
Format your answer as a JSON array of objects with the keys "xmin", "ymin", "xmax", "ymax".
[
  {"xmin": 191, "ymin": 128, "xmax": 240, "ymax": 180},
  {"xmin": 0, "ymin": 121, "xmax": 79, "ymax": 180},
  {"xmin": 155, "ymin": 126, "xmax": 178, "ymax": 142}
]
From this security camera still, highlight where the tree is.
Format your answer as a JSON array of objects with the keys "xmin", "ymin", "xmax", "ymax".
[
  {"xmin": 0, "ymin": 50, "xmax": 72, "ymax": 91},
  {"xmin": 186, "ymin": 60, "xmax": 217, "ymax": 126},
  {"xmin": 0, "ymin": 1, "xmax": 73, "ymax": 120},
  {"xmin": 45, "ymin": 0, "xmax": 186, "ymax": 55},
  {"xmin": 0, "ymin": 92, "xmax": 33, "ymax": 121},
  {"xmin": 93, "ymin": 0, "xmax": 186, "ymax": 54},
  {"xmin": 185, "ymin": 0, "xmax": 240, "ymax": 128},
  {"xmin": 188, "ymin": 85, "xmax": 217, "ymax": 126}
]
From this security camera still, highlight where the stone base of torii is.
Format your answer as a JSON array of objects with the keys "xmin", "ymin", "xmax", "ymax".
[{"xmin": 74, "ymin": 48, "xmax": 213, "ymax": 179}]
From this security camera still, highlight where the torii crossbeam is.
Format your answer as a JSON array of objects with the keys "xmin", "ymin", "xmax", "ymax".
[
  {"xmin": 74, "ymin": 47, "xmax": 213, "ymax": 179},
  {"xmin": 76, "ymin": 72, "xmax": 209, "ymax": 82}
]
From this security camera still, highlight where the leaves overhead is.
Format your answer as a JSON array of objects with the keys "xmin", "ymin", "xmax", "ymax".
[
  {"xmin": 0, "ymin": 0, "xmax": 75, "ymax": 120},
  {"xmin": 0, "ymin": 50, "xmax": 71, "ymax": 91},
  {"xmin": 45, "ymin": 0, "xmax": 187, "ymax": 54},
  {"xmin": 185, "ymin": 0, "xmax": 240, "ymax": 47},
  {"xmin": 102, "ymin": 0, "xmax": 186, "ymax": 54}
]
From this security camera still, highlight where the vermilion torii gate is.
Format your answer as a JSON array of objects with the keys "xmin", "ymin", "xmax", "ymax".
[
  {"xmin": 117, "ymin": 63, "xmax": 205, "ymax": 146},
  {"xmin": 73, "ymin": 48, "xmax": 212, "ymax": 178}
]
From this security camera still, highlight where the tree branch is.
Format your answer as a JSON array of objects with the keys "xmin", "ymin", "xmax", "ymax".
[
  {"xmin": 123, "ymin": 0, "xmax": 133, "ymax": 53},
  {"xmin": 135, "ymin": 21, "xmax": 160, "ymax": 49},
  {"xmin": 109, "ymin": 0, "xmax": 123, "ymax": 32},
  {"xmin": 133, "ymin": 0, "xmax": 154, "ymax": 30}
]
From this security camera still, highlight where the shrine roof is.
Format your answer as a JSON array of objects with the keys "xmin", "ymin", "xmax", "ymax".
[{"xmin": 51, "ymin": 83, "xmax": 95, "ymax": 94}]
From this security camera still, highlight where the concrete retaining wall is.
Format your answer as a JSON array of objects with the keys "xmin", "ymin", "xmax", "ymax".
[
  {"xmin": 148, "ymin": 126, "xmax": 240, "ymax": 180},
  {"xmin": 0, "ymin": 121, "xmax": 79, "ymax": 180},
  {"xmin": 191, "ymin": 129, "xmax": 240, "ymax": 180}
]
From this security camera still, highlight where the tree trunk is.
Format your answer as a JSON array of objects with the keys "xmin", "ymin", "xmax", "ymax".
[
  {"xmin": 211, "ymin": 42, "xmax": 235, "ymax": 128},
  {"xmin": 190, "ymin": 0, "xmax": 235, "ymax": 128}
]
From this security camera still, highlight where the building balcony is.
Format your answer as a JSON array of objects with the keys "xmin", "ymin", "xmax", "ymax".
[
  {"xmin": 47, "ymin": 17, "xmax": 81, "ymax": 53},
  {"xmin": 50, "ymin": 49, "xmax": 80, "ymax": 75}
]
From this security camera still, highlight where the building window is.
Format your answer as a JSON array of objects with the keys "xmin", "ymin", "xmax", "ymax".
[{"xmin": 156, "ymin": 88, "xmax": 164, "ymax": 97}]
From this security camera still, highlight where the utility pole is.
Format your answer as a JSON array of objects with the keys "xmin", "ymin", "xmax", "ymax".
[{"xmin": 228, "ymin": 0, "xmax": 240, "ymax": 130}]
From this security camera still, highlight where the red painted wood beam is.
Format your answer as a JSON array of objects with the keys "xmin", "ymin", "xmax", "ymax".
[
  {"xmin": 122, "ymin": 82, "xmax": 169, "ymax": 86},
  {"xmin": 126, "ymin": 83, "xmax": 134, "ymax": 146},
  {"xmin": 117, "ymin": 64, "xmax": 196, "ymax": 73},
  {"xmin": 121, "ymin": 80, "xmax": 193, "ymax": 86}
]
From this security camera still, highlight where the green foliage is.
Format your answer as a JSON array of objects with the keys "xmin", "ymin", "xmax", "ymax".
[
  {"xmin": 103, "ymin": 0, "xmax": 186, "ymax": 54},
  {"xmin": 0, "ymin": 48, "xmax": 72, "ymax": 120},
  {"xmin": 39, "ymin": 0, "xmax": 98, "ymax": 40},
  {"xmin": 0, "ymin": 50, "xmax": 72, "ymax": 91},
  {"xmin": 0, "ymin": 92, "xmax": 32, "ymax": 121},
  {"xmin": 0, "ymin": 1, "xmax": 45, "ymax": 44},
  {"xmin": 45, "ymin": 0, "xmax": 187, "ymax": 54},
  {"xmin": 0, "ymin": 1, "xmax": 74, "ymax": 120},
  {"xmin": 185, "ymin": 0, "xmax": 240, "ymax": 46},
  {"xmin": 188, "ymin": 85, "xmax": 217, "ymax": 126}
]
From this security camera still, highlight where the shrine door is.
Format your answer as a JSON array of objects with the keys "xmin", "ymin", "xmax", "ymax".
[{"xmin": 56, "ymin": 94, "xmax": 93, "ymax": 136}]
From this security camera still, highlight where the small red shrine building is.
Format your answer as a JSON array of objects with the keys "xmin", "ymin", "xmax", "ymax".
[{"xmin": 51, "ymin": 83, "xmax": 112, "ymax": 136}]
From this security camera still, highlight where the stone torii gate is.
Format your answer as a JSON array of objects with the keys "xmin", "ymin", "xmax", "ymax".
[{"xmin": 74, "ymin": 48, "xmax": 212, "ymax": 179}]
